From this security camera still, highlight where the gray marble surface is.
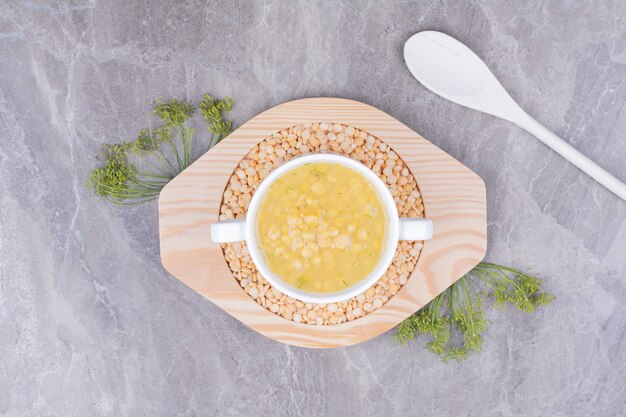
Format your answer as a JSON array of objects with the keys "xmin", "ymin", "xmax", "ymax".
[{"xmin": 1, "ymin": 1, "xmax": 625, "ymax": 416}]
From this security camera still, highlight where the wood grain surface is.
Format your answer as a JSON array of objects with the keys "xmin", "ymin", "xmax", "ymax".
[{"xmin": 158, "ymin": 97, "xmax": 487, "ymax": 348}]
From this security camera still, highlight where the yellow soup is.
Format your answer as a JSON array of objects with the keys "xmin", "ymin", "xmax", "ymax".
[{"xmin": 256, "ymin": 162, "xmax": 387, "ymax": 293}]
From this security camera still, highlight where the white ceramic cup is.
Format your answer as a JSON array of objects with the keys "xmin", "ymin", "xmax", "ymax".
[{"xmin": 211, "ymin": 154, "xmax": 433, "ymax": 303}]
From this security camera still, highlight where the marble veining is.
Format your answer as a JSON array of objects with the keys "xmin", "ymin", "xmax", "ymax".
[{"xmin": 0, "ymin": 1, "xmax": 624, "ymax": 416}]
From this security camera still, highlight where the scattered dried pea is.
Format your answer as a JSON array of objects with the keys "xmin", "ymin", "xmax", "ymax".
[{"xmin": 220, "ymin": 122, "xmax": 425, "ymax": 325}]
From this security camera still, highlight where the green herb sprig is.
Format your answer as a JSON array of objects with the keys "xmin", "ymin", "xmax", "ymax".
[
  {"xmin": 199, "ymin": 94, "xmax": 233, "ymax": 148},
  {"xmin": 86, "ymin": 94, "xmax": 233, "ymax": 205},
  {"xmin": 394, "ymin": 262, "xmax": 555, "ymax": 362}
]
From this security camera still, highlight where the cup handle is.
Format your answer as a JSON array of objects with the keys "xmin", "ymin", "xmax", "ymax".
[
  {"xmin": 210, "ymin": 219, "xmax": 246, "ymax": 243},
  {"xmin": 398, "ymin": 218, "xmax": 433, "ymax": 241}
]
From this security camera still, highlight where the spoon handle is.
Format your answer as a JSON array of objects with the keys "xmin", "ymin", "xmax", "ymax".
[{"xmin": 514, "ymin": 114, "xmax": 626, "ymax": 201}]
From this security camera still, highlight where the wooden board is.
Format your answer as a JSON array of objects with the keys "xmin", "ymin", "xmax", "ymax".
[{"xmin": 158, "ymin": 97, "xmax": 487, "ymax": 348}]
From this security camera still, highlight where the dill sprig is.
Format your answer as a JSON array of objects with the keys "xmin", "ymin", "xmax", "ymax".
[
  {"xmin": 199, "ymin": 94, "xmax": 233, "ymax": 148},
  {"xmin": 86, "ymin": 94, "xmax": 233, "ymax": 205},
  {"xmin": 394, "ymin": 262, "xmax": 555, "ymax": 362}
]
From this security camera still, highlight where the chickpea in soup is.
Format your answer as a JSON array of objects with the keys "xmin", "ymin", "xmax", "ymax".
[{"xmin": 256, "ymin": 162, "xmax": 387, "ymax": 293}]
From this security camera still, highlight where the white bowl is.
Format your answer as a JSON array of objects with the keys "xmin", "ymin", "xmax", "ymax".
[{"xmin": 211, "ymin": 153, "xmax": 433, "ymax": 303}]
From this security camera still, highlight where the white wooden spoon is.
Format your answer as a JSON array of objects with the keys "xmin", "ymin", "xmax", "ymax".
[{"xmin": 404, "ymin": 31, "xmax": 626, "ymax": 201}]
